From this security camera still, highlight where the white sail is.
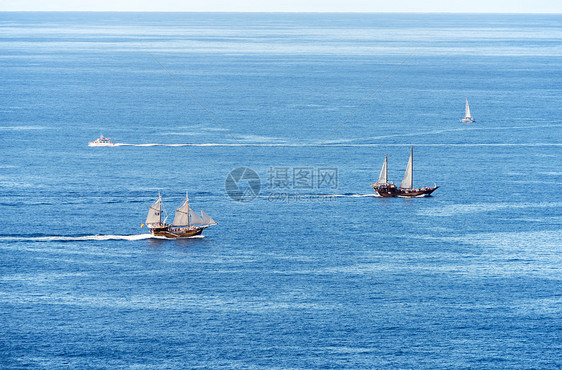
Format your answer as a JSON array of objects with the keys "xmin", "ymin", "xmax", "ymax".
[
  {"xmin": 377, "ymin": 154, "xmax": 388, "ymax": 184},
  {"xmin": 189, "ymin": 208, "xmax": 206, "ymax": 226},
  {"xmin": 145, "ymin": 196, "xmax": 162, "ymax": 224},
  {"xmin": 201, "ymin": 209, "xmax": 217, "ymax": 225},
  {"xmin": 465, "ymin": 99, "xmax": 471, "ymax": 118},
  {"xmin": 172, "ymin": 197, "xmax": 190, "ymax": 226},
  {"xmin": 400, "ymin": 146, "xmax": 413, "ymax": 189}
]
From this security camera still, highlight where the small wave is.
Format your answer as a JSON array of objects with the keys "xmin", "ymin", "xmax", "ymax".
[
  {"xmin": 417, "ymin": 201, "xmax": 562, "ymax": 217},
  {"xmin": 0, "ymin": 234, "xmax": 205, "ymax": 242},
  {"xmin": 236, "ymin": 134, "xmax": 288, "ymax": 143},
  {"xmin": 0, "ymin": 125, "xmax": 48, "ymax": 131}
]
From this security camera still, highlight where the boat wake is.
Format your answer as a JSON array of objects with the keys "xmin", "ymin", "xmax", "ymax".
[
  {"xmin": 113, "ymin": 143, "xmax": 312, "ymax": 147},
  {"xmin": 0, "ymin": 234, "xmax": 205, "ymax": 242},
  {"xmin": 103, "ymin": 142, "xmax": 562, "ymax": 148},
  {"xmin": 261, "ymin": 193, "xmax": 378, "ymax": 199}
]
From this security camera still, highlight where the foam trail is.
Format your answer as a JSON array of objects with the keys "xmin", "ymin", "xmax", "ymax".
[
  {"xmin": 259, "ymin": 193, "xmax": 378, "ymax": 198},
  {"xmin": 113, "ymin": 143, "xmax": 306, "ymax": 147},
  {"xmin": 106, "ymin": 142, "xmax": 561, "ymax": 148},
  {"xmin": 315, "ymin": 194, "xmax": 378, "ymax": 197},
  {"xmin": 0, "ymin": 234, "xmax": 205, "ymax": 242}
]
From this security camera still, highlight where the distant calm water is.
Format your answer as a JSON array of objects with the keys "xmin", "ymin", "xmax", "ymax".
[{"xmin": 0, "ymin": 12, "xmax": 561, "ymax": 368}]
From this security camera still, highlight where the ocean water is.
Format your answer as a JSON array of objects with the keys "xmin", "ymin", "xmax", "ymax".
[{"xmin": 1, "ymin": 12, "xmax": 561, "ymax": 368}]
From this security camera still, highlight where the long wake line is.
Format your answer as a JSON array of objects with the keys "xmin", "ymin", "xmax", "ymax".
[{"xmin": 110, "ymin": 143, "xmax": 561, "ymax": 147}]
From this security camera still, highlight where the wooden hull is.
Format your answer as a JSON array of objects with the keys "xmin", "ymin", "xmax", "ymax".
[
  {"xmin": 396, "ymin": 186, "xmax": 439, "ymax": 197},
  {"xmin": 374, "ymin": 186, "xmax": 438, "ymax": 197},
  {"xmin": 150, "ymin": 226, "xmax": 205, "ymax": 239}
]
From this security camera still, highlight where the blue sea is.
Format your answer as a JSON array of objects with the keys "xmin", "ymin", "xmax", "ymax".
[{"xmin": 1, "ymin": 12, "xmax": 561, "ymax": 368}]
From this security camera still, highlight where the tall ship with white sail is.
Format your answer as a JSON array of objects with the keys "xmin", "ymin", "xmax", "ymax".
[
  {"xmin": 460, "ymin": 98, "xmax": 475, "ymax": 123},
  {"xmin": 371, "ymin": 146, "xmax": 438, "ymax": 197},
  {"xmin": 142, "ymin": 192, "xmax": 217, "ymax": 238}
]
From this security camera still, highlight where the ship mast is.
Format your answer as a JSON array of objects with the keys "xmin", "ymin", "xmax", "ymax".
[
  {"xmin": 380, "ymin": 154, "xmax": 388, "ymax": 184},
  {"xmin": 186, "ymin": 192, "xmax": 190, "ymax": 228},
  {"xmin": 172, "ymin": 192, "xmax": 191, "ymax": 228}
]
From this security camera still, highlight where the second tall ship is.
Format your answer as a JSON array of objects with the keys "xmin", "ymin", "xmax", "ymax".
[
  {"xmin": 371, "ymin": 146, "xmax": 438, "ymax": 197},
  {"xmin": 143, "ymin": 193, "xmax": 217, "ymax": 238}
]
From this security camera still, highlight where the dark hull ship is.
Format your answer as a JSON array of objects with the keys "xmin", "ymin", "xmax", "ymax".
[
  {"xmin": 371, "ymin": 147, "xmax": 438, "ymax": 197},
  {"xmin": 372, "ymin": 184, "xmax": 438, "ymax": 197},
  {"xmin": 147, "ymin": 224, "xmax": 205, "ymax": 238},
  {"xmin": 142, "ymin": 193, "xmax": 217, "ymax": 238}
]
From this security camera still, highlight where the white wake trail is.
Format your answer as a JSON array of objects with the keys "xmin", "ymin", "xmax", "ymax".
[
  {"xmin": 104, "ymin": 142, "xmax": 562, "ymax": 148},
  {"xmin": 0, "ymin": 234, "xmax": 205, "ymax": 242},
  {"xmin": 113, "ymin": 143, "xmax": 303, "ymax": 147}
]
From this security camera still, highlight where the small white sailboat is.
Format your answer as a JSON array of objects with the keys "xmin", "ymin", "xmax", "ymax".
[{"xmin": 460, "ymin": 98, "xmax": 475, "ymax": 123}]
